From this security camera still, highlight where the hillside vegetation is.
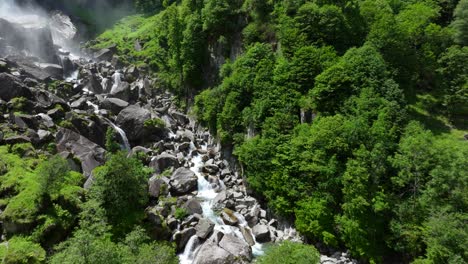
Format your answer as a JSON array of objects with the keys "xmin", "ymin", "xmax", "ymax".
[{"xmin": 91, "ymin": 0, "xmax": 468, "ymax": 263}]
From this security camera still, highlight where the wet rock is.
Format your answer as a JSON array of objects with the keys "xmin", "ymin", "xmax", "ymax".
[
  {"xmin": 174, "ymin": 227, "xmax": 196, "ymax": 252},
  {"xmin": 195, "ymin": 218, "xmax": 215, "ymax": 240},
  {"xmin": 170, "ymin": 167, "xmax": 198, "ymax": 195},
  {"xmin": 110, "ymin": 81, "xmax": 133, "ymax": 102},
  {"xmin": 221, "ymin": 209, "xmax": 238, "ymax": 226},
  {"xmin": 252, "ymin": 224, "xmax": 271, "ymax": 243},
  {"xmin": 240, "ymin": 226, "xmax": 256, "ymax": 246},
  {"xmin": 38, "ymin": 63, "xmax": 63, "ymax": 79},
  {"xmin": 183, "ymin": 199, "xmax": 203, "ymax": 215},
  {"xmin": 150, "ymin": 153, "xmax": 180, "ymax": 174},
  {"xmin": 219, "ymin": 233, "xmax": 252, "ymax": 261}
]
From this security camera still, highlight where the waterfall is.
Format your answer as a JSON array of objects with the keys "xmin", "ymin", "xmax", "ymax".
[
  {"xmin": 179, "ymin": 235, "xmax": 200, "ymax": 264},
  {"xmin": 102, "ymin": 117, "xmax": 131, "ymax": 151},
  {"xmin": 107, "ymin": 120, "xmax": 131, "ymax": 151},
  {"xmin": 110, "ymin": 71, "xmax": 123, "ymax": 94}
]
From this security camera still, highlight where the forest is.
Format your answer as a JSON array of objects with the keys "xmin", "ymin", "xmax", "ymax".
[{"xmin": 0, "ymin": 0, "xmax": 467, "ymax": 263}]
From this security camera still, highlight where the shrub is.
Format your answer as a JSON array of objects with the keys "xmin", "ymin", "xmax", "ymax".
[
  {"xmin": 0, "ymin": 237, "xmax": 46, "ymax": 264},
  {"xmin": 255, "ymin": 241, "xmax": 320, "ymax": 264}
]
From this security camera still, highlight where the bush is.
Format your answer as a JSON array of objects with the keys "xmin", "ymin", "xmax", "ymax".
[
  {"xmin": 255, "ymin": 241, "xmax": 320, "ymax": 264},
  {"xmin": 0, "ymin": 237, "xmax": 46, "ymax": 264},
  {"xmin": 174, "ymin": 207, "xmax": 188, "ymax": 220}
]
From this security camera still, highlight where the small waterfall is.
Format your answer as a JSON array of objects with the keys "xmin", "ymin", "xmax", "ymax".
[
  {"xmin": 110, "ymin": 71, "xmax": 123, "ymax": 94},
  {"xmin": 102, "ymin": 117, "xmax": 131, "ymax": 151},
  {"xmin": 107, "ymin": 121, "xmax": 131, "ymax": 151},
  {"xmin": 179, "ymin": 235, "xmax": 200, "ymax": 264}
]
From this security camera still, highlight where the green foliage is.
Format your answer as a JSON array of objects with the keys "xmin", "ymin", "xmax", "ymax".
[
  {"xmin": 451, "ymin": 0, "xmax": 468, "ymax": 45},
  {"xmin": 0, "ymin": 237, "xmax": 46, "ymax": 264},
  {"xmin": 9, "ymin": 97, "xmax": 27, "ymax": 113},
  {"xmin": 144, "ymin": 118, "xmax": 166, "ymax": 129},
  {"xmin": 255, "ymin": 241, "xmax": 320, "ymax": 264},
  {"xmin": 174, "ymin": 207, "xmax": 188, "ymax": 220},
  {"xmin": 90, "ymin": 152, "xmax": 149, "ymax": 236}
]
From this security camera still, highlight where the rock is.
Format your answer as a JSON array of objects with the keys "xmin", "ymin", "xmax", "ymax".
[
  {"xmin": 0, "ymin": 73, "xmax": 31, "ymax": 101},
  {"xmin": 70, "ymin": 97, "xmax": 87, "ymax": 109},
  {"xmin": 240, "ymin": 226, "xmax": 256, "ymax": 246},
  {"xmin": 56, "ymin": 128, "xmax": 106, "ymax": 178},
  {"xmin": 38, "ymin": 63, "xmax": 63, "ymax": 79},
  {"xmin": 219, "ymin": 233, "xmax": 252, "ymax": 261},
  {"xmin": 116, "ymin": 104, "xmax": 151, "ymax": 142},
  {"xmin": 183, "ymin": 199, "xmax": 203, "ymax": 215},
  {"xmin": 195, "ymin": 218, "xmax": 215, "ymax": 240},
  {"xmin": 213, "ymin": 190, "xmax": 228, "ymax": 207},
  {"xmin": 94, "ymin": 48, "xmax": 113, "ymax": 61},
  {"xmin": 3, "ymin": 135, "xmax": 31, "ymax": 145},
  {"xmin": 37, "ymin": 129, "xmax": 53, "ymax": 142},
  {"xmin": 170, "ymin": 110, "xmax": 189, "ymax": 125},
  {"xmin": 148, "ymin": 175, "xmax": 169, "ymax": 198},
  {"xmin": 100, "ymin": 98, "xmax": 129, "ymax": 114},
  {"xmin": 221, "ymin": 209, "xmax": 238, "ymax": 226},
  {"xmin": 110, "ymin": 81, "xmax": 133, "ymax": 102},
  {"xmin": 150, "ymin": 153, "xmax": 180, "ymax": 174},
  {"xmin": 170, "ymin": 167, "xmax": 198, "ymax": 195},
  {"xmin": 252, "ymin": 224, "xmax": 271, "ymax": 243},
  {"xmin": 193, "ymin": 242, "xmax": 235, "ymax": 264},
  {"xmin": 202, "ymin": 164, "xmax": 219, "ymax": 174},
  {"xmin": 174, "ymin": 227, "xmax": 196, "ymax": 252}
]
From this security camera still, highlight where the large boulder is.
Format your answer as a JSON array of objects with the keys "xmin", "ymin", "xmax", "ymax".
[
  {"xmin": 0, "ymin": 73, "xmax": 31, "ymax": 101},
  {"xmin": 150, "ymin": 153, "xmax": 180, "ymax": 174},
  {"xmin": 116, "ymin": 105, "xmax": 151, "ymax": 142},
  {"xmin": 219, "ymin": 233, "xmax": 252, "ymax": 262},
  {"xmin": 56, "ymin": 128, "xmax": 106, "ymax": 178},
  {"xmin": 148, "ymin": 175, "xmax": 169, "ymax": 198},
  {"xmin": 193, "ymin": 242, "xmax": 235, "ymax": 264},
  {"xmin": 183, "ymin": 199, "xmax": 203, "ymax": 215},
  {"xmin": 100, "ymin": 98, "xmax": 129, "ymax": 115},
  {"xmin": 252, "ymin": 224, "xmax": 271, "ymax": 243},
  {"xmin": 174, "ymin": 227, "xmax": 196, "ymax": 252},
  {"xmin": 170, "ymin": 167, "xmax": 198, "ymax": 195},
  {"xmin": 195, "ymin": 218, "xmax": 215, "ymax": 240}
]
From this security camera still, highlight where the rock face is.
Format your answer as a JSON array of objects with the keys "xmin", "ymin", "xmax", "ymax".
[
  {"xmin": 0, "ymin": 73, "xmax": 31, "ymax": 101},
  {"xmin": 170, "ymin": 168, "xmax": 198, "ymax": 195},
  {"xmin": 150, "ymin": 153, "xmax": 180, "ymax": 174},
  {"xmin": 56, "ymin": 128, "xmax": 106, "ymax": 177},
  {"xmin": 219, "ymin": 234, "xmax": 252, "ymax": 262},
  {"xmin": 116, "ymin": 104, "xmax": 151, "ymax": 142},
  {"xmin": 193, "ymin": 242, "xmax": 235, "ymax": 264}
]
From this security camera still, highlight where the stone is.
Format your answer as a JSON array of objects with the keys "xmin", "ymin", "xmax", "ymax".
[
  {"xmin": 240, "ymin": 226, "xmax": 256, "ymax": 246},
  {"xmin": 0, "ymin": 73, "xmax": 31, "ymax": 101},
  {"xmin": 94, "ymin": 48, "xmax": 113, "ymax": 61},
  {"xmin": 221, "ymin": 209, "xmax": 238, "ymax": 226},
  {"xmin": 219, "ymin": 233, "xmax": 252, "ymax": 261},
  {"xmin": 148, "ymin": 175, "xmax": 169, "ymax": 198},
  {"xmin": 252, "ymin": 224, "xmax": 271, "ymax": 243},
  {"xmin": 56, "ymin": 128, "xmax": 106, "ymax": 178},
  {"xmin": 170, "ymin": 167, "xmax": 198, "ymax": 195},
  {"xmin": 38, "ymin": 63, "xmax": 63, "ymax": 79},
  {"xmin": 116, "ymin": 104, "xmax": 151, "ymax": 142},
  {"xmin": 193, "ymin": 242, "xmax": 235, "ymax": 264},
  {"xmin": 100, "ymin": 98, "xmax": 129, "ymax": 115},
  {"xmin": 150, "ymin": 153, "xmax": 180, "ymax": 174},
  {"xmin": 174, "ymin": 227, "xmax": 196, "ymax": 252},
  {"xmin": 183, "ymin": 199, "xmax": 203, "ymax": 215},
  {"xmin": 195, "ymin": 218, "xmax": 215, "ymax": 240}
]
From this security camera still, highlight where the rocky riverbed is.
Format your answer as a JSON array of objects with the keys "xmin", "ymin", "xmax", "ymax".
[{"xmin": 0, "ymin": 8, "xmax": 358, "ymax": 264}]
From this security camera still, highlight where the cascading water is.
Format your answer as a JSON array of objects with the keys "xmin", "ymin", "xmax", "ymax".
[
  {"xmin": 101, "ymin": 116, "xmax": 131, "ymax": 151},
  {"xmin": 110, "ymin": 71, "xmax": 123, "ymax": 94},
  {"xmin": 179, "ymin": 141, "xmax": 264, "ymax": 264}
]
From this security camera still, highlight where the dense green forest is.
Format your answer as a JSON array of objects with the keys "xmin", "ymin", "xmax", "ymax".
[
  {"xmin": 90, "ymin": 0, "xmax": 467, "ymax": 263},
  {"xmin": 0, "ymin": 0, "xmax": 466, "ymax": 263}
]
